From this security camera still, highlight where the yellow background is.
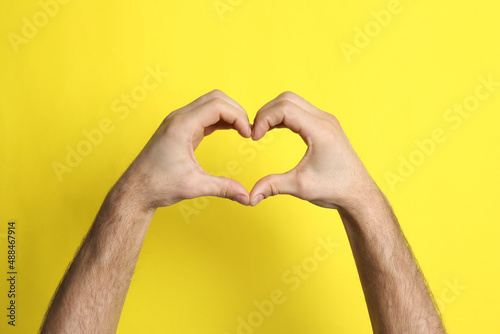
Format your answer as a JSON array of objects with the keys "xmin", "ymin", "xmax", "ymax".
[{"xmin": 1, "ymin": 0, "xmax": 499, "ymax": 333}]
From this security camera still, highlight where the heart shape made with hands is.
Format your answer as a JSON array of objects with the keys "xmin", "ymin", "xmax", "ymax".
[
  {"xmin": 187, "ymin": 97, "xmax": 308, "ymax": 207},
  {"xmin": 179, "ymin": 90, "xmax": 356, "ymax": 209},
  {"xmin": 147, "ymin": 90, "xmax": 362, "ymax": 210}
]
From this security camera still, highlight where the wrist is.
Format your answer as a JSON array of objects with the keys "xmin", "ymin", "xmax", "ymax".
[
  {"xmin": 337, "ymin": 181, "xmax": 392, "ymax": 226},
  {"xmin": 109, "ymin": 169, "xmax": 157, "ymax": 216}
]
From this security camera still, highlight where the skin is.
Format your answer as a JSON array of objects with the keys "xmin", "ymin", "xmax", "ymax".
[{"xmin": 40, "ymin": 90, "xmax": 446, "ymax": 333}]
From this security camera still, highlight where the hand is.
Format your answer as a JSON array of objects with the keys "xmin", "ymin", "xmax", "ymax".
[
  {"xmin": 118, "ymin": 90, "xmax": 252, "ymax": 210},
  {"xmin": 249, "ymin": 92, "xmax": 378, "ymax": 209}
]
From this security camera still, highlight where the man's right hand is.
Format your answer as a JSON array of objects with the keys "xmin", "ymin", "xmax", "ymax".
[{"xmin": 250, "ymin": 91, "xmax": 378, "ymax": 209}]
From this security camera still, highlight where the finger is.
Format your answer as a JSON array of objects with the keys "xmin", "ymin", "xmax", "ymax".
[
  {"xmin": 251, "ymin": 99, "xmax": 318, "ymax": 142},
  {"xmin": 258, "ymin": 91, "xmax": 331, "ymax": 122},
  {"xmin": 197, "ymin": 174, "xmax": 250, "ymax": 206},
  {"xmin": 184, "ymin": 89, "xmax": 248, "ymax": 116},
  {"xmin": 249, "ymin": 172, "xmax": 298, "ymax": 206},
  {"xmin": 192, "ymin": 97, "xmax": 252, "ymax": 139},
  {"xmin": 161, "ymin": 90, "xmax": 250, "ymax": 130}
]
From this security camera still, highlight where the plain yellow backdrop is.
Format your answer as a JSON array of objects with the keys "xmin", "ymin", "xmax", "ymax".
[{"xmin": 1, "ymin": 0, "xmax": 499, "ymax": 333}]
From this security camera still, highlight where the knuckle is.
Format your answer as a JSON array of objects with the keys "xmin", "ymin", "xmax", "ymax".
[
  {"xmin": 317, "ymin": 118, "xmax": 332, "ymax": 131},
  {"xmin": 217, "ymin": 180, "xmax": 230, "ymax": 198},
  {"xmin": 218, "ymin": 188, "xmax": 228, "ymax": 199},
  {"xmin": 278, "ymin": 91, "xmax": 297, "ymax": 101},
  {"xmin": 163, "ymin": 114, "xmax": 187, "ymax": 137},
  {"xmin": 208, "ymin": 89, "xmax": 226, "ymax": 99},
  {"xmin": 276, "ymin": 99, "xmax": 295, "ymax": 116},
  {"xmin": 165, "ymin": 114, "xmax": 183, "ymax": 129},
  {"xmin": 209, "ymin": 97, "xmax": 227, "ymax": 110},
  {"xmin": 267, "ymin": 176, "xmax": 281, "ymax": 196},
  {"xmin": 316, "ymin": 118, "xmax": 336, "ymax": 137},
  {"xmin": 268, "ymin": 183, "xmax": 277, "ymax": 197},
  {"xmin": 328, "ymin": 113, "xmax": 340, "ymax": 127},
  {"xmin": 161, "ymin": 110, "xmax": 178, "ymax": 125}
]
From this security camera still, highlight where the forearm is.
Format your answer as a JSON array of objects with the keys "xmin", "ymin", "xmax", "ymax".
[
  {"xmin": 41, "ymin": 178, "xmax": 155, "ymax": 333},
  {"xmin": 339, "ymin": 185, "xmax": 445, "ymax": 334}
]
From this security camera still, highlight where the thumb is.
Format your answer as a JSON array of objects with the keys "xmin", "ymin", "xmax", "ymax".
[
  {"xmin": 199, "ymin": 174, "xmax": 250, "ymax": 206},
  {"xmin": 249, "ymin": 172, "xmax": 297, "ymax": 206}
]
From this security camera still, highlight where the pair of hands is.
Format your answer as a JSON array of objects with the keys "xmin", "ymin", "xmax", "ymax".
[{"xmin": 120, "ymin": 90, "xmax": 376, "ymax": 211}]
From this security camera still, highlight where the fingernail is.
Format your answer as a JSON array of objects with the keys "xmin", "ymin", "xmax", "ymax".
[
  {"xmin": 252, "ymin": 194, "xmax": 264, "ymax": 207},
  {"xmin": 234, "ymin": 195, "xmax": 249, "ymax": 206}
]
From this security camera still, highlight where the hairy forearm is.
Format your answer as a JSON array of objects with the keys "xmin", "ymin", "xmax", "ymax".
[
  {"xmin": 339, "ymin": 186, "xmax": 445, "ymax": 334},
  {"xmin": 41, "ymin": 179, "xmax": 155, "ymax": 333}
]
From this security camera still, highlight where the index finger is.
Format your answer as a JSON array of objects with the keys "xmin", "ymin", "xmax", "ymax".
[
  {"xmin": 183, "ymin": 89, "xmax": 248, "ymax": 117},
  {"xmin": 191, "ymin": 97, "xmax": 252, "ymax": 139},
  {"xmin": 257, "ymin": 91, "xmax": 335, "ymax": 124},
  {"xmin": 251, "ymin": 99, "xmax": 321, "ymax": 144}
]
